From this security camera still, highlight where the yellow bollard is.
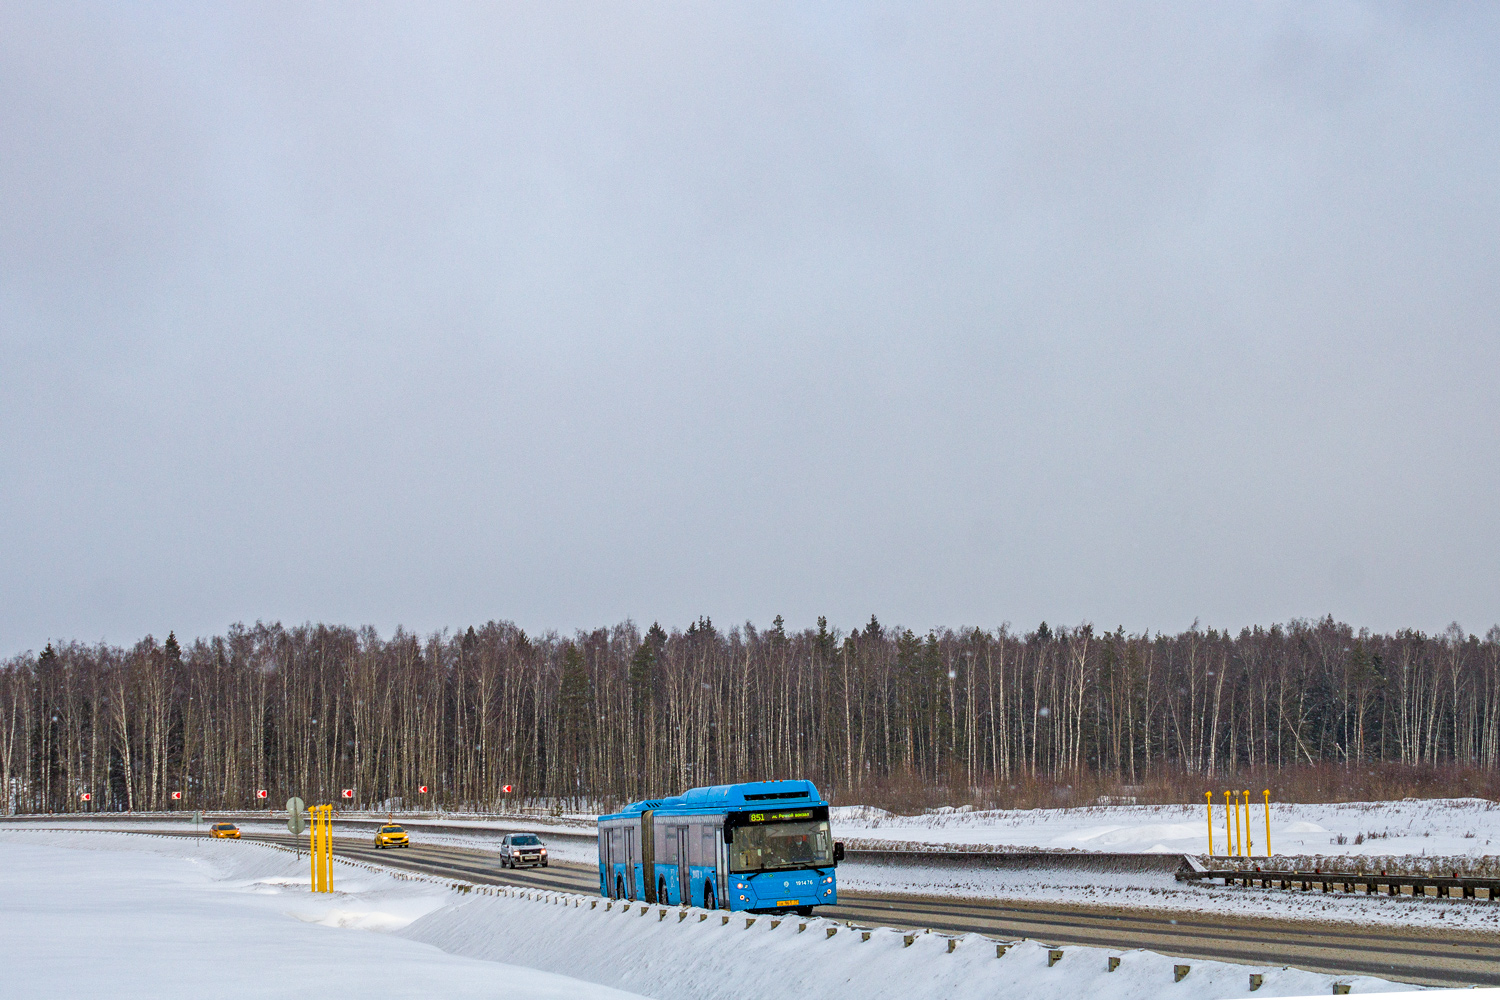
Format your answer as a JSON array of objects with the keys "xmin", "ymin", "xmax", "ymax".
[
  {"xmin": 324, "ymin": 805, "xmax": 333, "ymax": 893},
  {"xmin": 308, "ymin": 805, "xmax": 332, "ymax": 893},
  {"xmin": 1263, "ymin": 789, "xmax": 1272, "ymax": 858},
  {"xmin": 1224, "ymin": 792, "xmax": 1235, "ymax": 857},
  {"xmin": 313, "ymin": 803, "xmax": 322, "ymax": 893},
  {"xmin": 309, "ymin": 803, "xmax": 317, "ymax": 892},
  {"xmin": 314, "ymin": 806, "xmax": 322, "ymax": 892},
  {"xmin": 314, "ymin": 805, "xmax": 324, "ymax": 892},
  {"xmin": 1205, "ymin": 792, "xmax": 1215, "ymax": 857},
  {"xmin": 1236, "ymin": 791, "xmax": 1248, "ymax": 857},
  {"xmin": 1234, "ymin": 791, "xmax": 1245, "ymax": 858}
]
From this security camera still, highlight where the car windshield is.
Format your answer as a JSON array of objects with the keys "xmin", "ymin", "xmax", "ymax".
[
  {"xmin": 380, "ymin": 826, "xmax": 404, "ymax": 833},
  {"xmin": 729, "ymin": 820, "xmax": 834, "ymax": 873},
  {"xmin": 511, "ymin": 835, "xmax": 541, "ymax": 846}
]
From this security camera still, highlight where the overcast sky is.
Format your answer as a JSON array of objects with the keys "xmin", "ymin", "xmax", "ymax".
[{"xmin": 2, "ymin": 2, "xmax": 1497, "ymax": 654}]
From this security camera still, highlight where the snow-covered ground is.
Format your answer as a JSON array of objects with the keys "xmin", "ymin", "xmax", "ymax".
[
  {"xmin": 0, "ymin": 830, "xmax": 1439, "ymax": 1000},
  {"xmin": 0, "ymin": 815, "xmax": 604, "ymax": 865},
  {"xmin": 836, "ymin": 856, "xmax": 1500, "ymax": 930},
  {"xmin": 832, "ymin": 798, "xmax": 1500, "ymax": 858},
  {"xmin": 16, "ymin": 797, "xmax": 1498, "ymax": 862},
  {"xmin": 0, "ymin": 830, "xmax": 642, "ymax": 1000}
]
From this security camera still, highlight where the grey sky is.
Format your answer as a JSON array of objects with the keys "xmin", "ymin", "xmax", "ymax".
[{"xmin": 2, "ymin": 2, "xmax": 1497, "ymax": 654}]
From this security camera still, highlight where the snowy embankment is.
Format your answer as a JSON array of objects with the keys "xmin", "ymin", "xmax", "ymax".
[
  {"xmin": 0, "ymin": 829, "xmax": 1440, "ymax": 1000},
  {"xmin": 833, "ymin": 797, "xmax": 1500, "ymax": 858},
  {"xmin": 835, "ymin": 855, "xmax": 1500, "ymax": 930},
  {"xmin": 22, "ymin": 797, "xmax": 1498, "ymax": 861},
  {"xmin": 0, "ymin": 830, "xmax": 638, "ymax": 1000},
  {"xmin": 826, "ymin": 797, "xmax": 1500, "ymax": 923},
  {"xmin": 21, "ymin": 797, "xmax": 1499, "ymax": 864},
  {"xmin": 0, "ymin": 817, "xmax": 606, "ymax": 869},
  {"xmin": 406, "ymin": 886, "xmax": 1419, "ymax": 1000}
]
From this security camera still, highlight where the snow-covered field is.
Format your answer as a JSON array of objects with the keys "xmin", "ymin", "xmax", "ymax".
[
  {"xmin": 0, "ymin": 830, "xmax": 639, "ymax": 1000},
  {"xmin": 832, "ymin": 798, "xmax": 1500, "ymax": 858},
  {"xmin": 0, "ymin": 830, "xmax": 1440, "ymax": 1000},
  {"xmin": 16, "ymin": 797, "xmax": 1499, "ymax": 862},
  {"xmin": 821, "ymin": 797, "xmax": 1500, "ymax": 924},
  {"xmin": 835, "ymin": 856, "xmax": 1500, "ymax": 930}
]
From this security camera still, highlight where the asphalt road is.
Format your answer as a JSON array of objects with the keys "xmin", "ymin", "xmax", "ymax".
[{"xmin": 221, "ymin": 830, "xmax": 1500, "ymax": 988}]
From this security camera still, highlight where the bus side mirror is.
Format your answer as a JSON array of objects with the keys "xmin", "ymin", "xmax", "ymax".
[{"xmin": 833, "ymin": 842, "xmax": 844, "ymax": 863}]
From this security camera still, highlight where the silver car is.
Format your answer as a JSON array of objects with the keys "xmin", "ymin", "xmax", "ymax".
[{"xmin": 500, "ymin": 832, "xmax": 548, "ymax": 869}]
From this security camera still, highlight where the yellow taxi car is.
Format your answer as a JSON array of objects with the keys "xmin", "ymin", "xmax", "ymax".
[
  {"xmin": 374, "ymin": 823, "xmax": 410, "ymax": 849},
  {"xmin": 208, "ymin": 822, "xmax": 240, "ymax": 839}
]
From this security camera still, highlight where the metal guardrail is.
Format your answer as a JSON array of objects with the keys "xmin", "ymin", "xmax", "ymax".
[
  {"xmin": 1178, "ymin": 866, "xmax": 1500, "ymax": 900},
  {"xmin": 850, "ymin": 849, "xmax": 1187, "ymax": 874}
]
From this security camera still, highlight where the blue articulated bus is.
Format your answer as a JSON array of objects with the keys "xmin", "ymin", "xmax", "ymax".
[{"xmin": 597, "ymin": 780, "xmax": 845, "ymax": 915}]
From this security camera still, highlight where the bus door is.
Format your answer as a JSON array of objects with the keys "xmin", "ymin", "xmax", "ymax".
[
  {"xmin": 641, "ymin": 809, "xmax": 655, "ymax": 903},
  {"xmin": 624, "ymin": 825, "xmax": 637, "ymax": 899},
  {"xmin": 676, "ymin": 826, "xmax": 690, "ymax": 903},
  {"xmin": 714, "ymin": 820, "xmax": 729, "ymax": 908},
  {"xmin": 605, "ymin": 824, "xmax": 624, "ymax": 898}
]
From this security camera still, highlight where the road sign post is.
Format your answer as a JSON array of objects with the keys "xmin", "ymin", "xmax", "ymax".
[{"xmin": 286, "ymin": 797, "xmax": 306, "ymax": 836}]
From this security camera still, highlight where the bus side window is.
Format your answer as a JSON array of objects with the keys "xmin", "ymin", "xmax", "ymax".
[
  {"xmin": 687, "ymin": 823, "xmax": 702, "ymax": 867},
  {"xmin": 662, "ymin": 826, "xmax": 677, "ymax": 864},
  {"xmin": 702, "ymin": 826, "xmax": 716, "ymax": 869}
]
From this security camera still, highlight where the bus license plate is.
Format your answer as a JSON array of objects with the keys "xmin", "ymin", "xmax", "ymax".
[{"xmin": 777, "ymin": 900, "xmax": 798, "ymax": 907}]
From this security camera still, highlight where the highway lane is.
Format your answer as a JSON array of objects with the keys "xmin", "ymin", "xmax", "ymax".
[
  {"xmin": 219, "ymin": 831, "xmax": 1500, "ymax": 988},
  {"xmin": 820, "ymin": 894, "xmax": 1500, "ymax": 987}
]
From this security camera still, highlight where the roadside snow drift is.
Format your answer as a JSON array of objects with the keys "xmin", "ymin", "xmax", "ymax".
[
  {"xmin": 832, "ymin": 798, "xmax": 1500, "ymax": 858},
  {"xmin": 0, "ymin": 829, "xmax": 1477, "ymax": 1000},
  {"xmin": 0, "ymin": 831, "xmax": 642, "ymax": 1000},
  {"xmin": 403, "ymin": 887, "xmax": 1418, "ymax": 1000}
]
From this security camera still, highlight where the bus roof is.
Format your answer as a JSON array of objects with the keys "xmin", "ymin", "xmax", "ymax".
[{"xmin": 600, "ymin": 780, "xmax": 824, "ymax": 821}]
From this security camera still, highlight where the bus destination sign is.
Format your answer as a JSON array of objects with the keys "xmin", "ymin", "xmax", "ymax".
[{"xmin": 747, "ymin": 809, "xmax": 813, "ymax": 823}]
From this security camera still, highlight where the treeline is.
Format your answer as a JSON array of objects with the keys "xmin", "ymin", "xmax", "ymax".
[{"xmin": 3, "ymin": 616, "xmax": 1499, "ymax": 814}]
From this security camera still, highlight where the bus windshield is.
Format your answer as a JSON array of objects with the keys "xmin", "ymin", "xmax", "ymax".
[{"xmin": 729, "ymin": 819, "xmax": 834, "ymax": 873}]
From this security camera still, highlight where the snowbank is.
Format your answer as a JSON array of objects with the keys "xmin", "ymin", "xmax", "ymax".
[
  {"xmin": 403, "ymin": 885, "xmax": 1418, "ymax": 1000},
  {"xmin": 19, "ymin": 797, "xmax": 1499, "ymax": 865},
  {"xmin": 0, "ymin": 829, "xmax": 1477, "ymax": 1000},
  {"xmin": 0, "ymin": 830, "xmax": 641, "ymax": 1000},
  {"xmin": 836, "ymin": 855, "xmax": 1500, "ymax": 930},
  {"xmin": 832, "ymin": 798, "xmax": 1500, "ymax": 858}
]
